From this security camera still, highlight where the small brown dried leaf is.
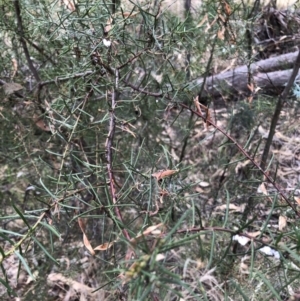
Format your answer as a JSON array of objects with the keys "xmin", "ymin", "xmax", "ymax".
[
  {"xmin": 216, "ymin": 204, "xmax": 245, "ymax": 212},
  {"xmin": 217, "ymin": 27, "xmax": 225, "ymax": 40},
  {"xmin": 124, "ymin": 248, "xmax": 135, "ymax": 261},
  {"xmin": 63, "ymin": 0, "xmax": 76, "ymax": 11},
  {"xmin": 121, "ymin": 12, "xmax": 139, "ymax": 18},
  {"xmin": 34, "ymin": 118, "xmax": 51, "ymax": 132},
  {"xmin": 94, "ymin": 241, "xmax": 114, "ymax": 251},
  {"xmin": 196, "ymin": 14, "xmax": 208, "ymax": 28},
  {"xmin": 142, "ymin": 223, "xmax": 164, "ymax": 236},
  {"xmin": 3, "ymin": 82, "xmax": 23, "ymax": 95},
  {"xmin": 246, "ymin": 231, "xmax": 261, "ymax": 238},
  {"xmin": 223, "ymin": 0, "xmax": 231, "ymax": 16},
  {"xmin": 279, "ymin": 215, "xmax": 287, "ymax": 231},
  {"xmin": 152, "ymin": 170, "xmax": 178, "ymax": 181},
  {"xmin": 257, "ymin": 183, "xmax": 268, "ymax": 195},
  {"xmin": 130, "ymin": 223, "xmax": 164, "ymax": 246},
  {"xmin": 104, "ymin": 17, "xmax": 112, "ymax": 35},
  {"xmin": 83, "ymin": 233, "xmax": 95, "ymax": 255},
  {"xmin": 78, "ymin": 218, "xmax": 87, "ymax": 231},
  {"xmin": 295, "ymin": 197, "xmax": 300, "ymax": 205},
  {"xmin": 11, "ymin": 58, "xmax": 18, "ymax": 79}
]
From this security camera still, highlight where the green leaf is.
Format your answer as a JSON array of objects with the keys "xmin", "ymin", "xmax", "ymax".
[
  {"xmin": 32, "ymin": 237, "xmax": 59, "ymax": 265},
  {"xmin": 11, "ymin": 203, "xmax": 31, "ymax": 229},
  {"xmin": 40, "ymin": 222, "xmax": 61, "ymax": 239},
  {"xmin": 0, "ymin": 277, "xmax": 17, "ymax": 297},
  {"xmin": 14, "ymin": 251, "xmax": 35, "ymax": 281}
]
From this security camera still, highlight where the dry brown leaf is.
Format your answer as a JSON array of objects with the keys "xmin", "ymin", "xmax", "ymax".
[
  {"xmin": 240, "ymin": 256, "xmax": 250, "ymax": 274},
  {"xmin": 117, "ymin": 124, "xmax": 136, "ymax": 138},
  {"xmin": 63, "ymin": 0, "xmax": 76, "ymax": 11},
  {"xmin": 130, "ymin": 223, "xmax": 164, "ymax": 246},
  {"xmin": 222, "ymin": 0, "xmax": 231, "ymax": 16},
  {"xmin": 11, "ymin": 58, "xmax": 18, "ymax": 79},
  {"xmin": 34, "ymin": 118, "xmax": 51, "ymax": 132},
  {"xmin": 195, "ymin": 186, "xmax": 204, "ymax": 193},
  {"xmin": 83, "ymin": 233, "xmax": 95, "ymax": 255},
  {"xmin": 142, "ymin": 223, "xmax": 164, "ymax": 236},
  {"xmin": 194, "ymin": 96, "xmax": 202, "ymax": 115},
  {"xmin": 152, "ymin": 170, "xmax": 178, "ymax": 181},
  {"xmin": 47, "ymin": 273, "xmax": 105, "ymax": 299},
  {"xmin": 78, "ymin": 218, "xmax": 86, "ymax": 232},
  {"xmin": 295, "ymin": 197, "xmax": 300, "ymax": 205},
  {"xmin": 216, "ymin": 204, "xmax": 245, "ymax": 212},
  {"xmin": 279, "ymin": 215, "xmax": 287, "ymax": 231},
  {"xmin": 94, "ymin": 241, "xmax": 114, "ymax": 251},
  {"xmin": 120, "ymin": 11, "xmax": 140, "ymax": 18},
  {"xmin": 247, "ymin": 83, "xmax": 254, "ymax": 93},
  {"xmin": 217, "ymin": 27, "xmax": 225, "ymax": 40},
  {"xmin": 124, "ymin": 248, "xmax": 136, "ymax": 261},
  {"xmin": 257, "ymin": 183, "xmax": 268, "ymax": 195},
  {"xmin": 235, "ymin": 160, "xmax": 251, "ymax": 174},
  {"xmin": 196, "ymin": 14, "xmax": 208, "ymax": 28},
  {"xmin": 205, "ymin": 108, "xmax": 212, "ymax": 128},
  {"xmin": 245, "ymin": 231, "xmax": 261, "ymax": 238},
  {"xmin": 3, "ymin": 82, "xmax": 23, "ymax": 95},
  {"xmin": 104, "ymin": 17, "xmax": 112, "ymax": 35},
  {"xmin": 78, "ymin": 218, "xmax": 95, "ymax": 255}
]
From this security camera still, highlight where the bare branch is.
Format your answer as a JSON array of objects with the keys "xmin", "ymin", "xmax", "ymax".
[
  {"xmin": 260, "ymin": 49, "xmax": 300, "ymax": 170},
  {"xmin": 106, "ymin": 69, "xmax": 131, "ymax": 241},
  {"xmin": 14, "ymin": 0, "xmax": 41, "ymax": 82}
]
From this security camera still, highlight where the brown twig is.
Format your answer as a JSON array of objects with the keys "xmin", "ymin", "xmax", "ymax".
[
  {"xmin": 25, "ymin": 38, "xmax": 56, "ymax": 65},
  {"xmin": 38, "ymin": 71, "xmax": 94, "ymax": 88},
  {"xmin": 105, "ymin": 69, "xmax": 131, "ymax": 241},
  {"xmin": 117, "ymin": 47, "xmax": 150, "ymax": 70},
  {"xmin": 123, "ymin": 81, "xmax": 164, "ymax": 97},
  {"xmin": 14, "ymin": 0, "xmax": 40, "ymax": 82}
]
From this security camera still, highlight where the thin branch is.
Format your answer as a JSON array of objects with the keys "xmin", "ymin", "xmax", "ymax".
[
  {"xmin": 123, "ymin": 81, "xmax": 164, "ymax": 97},
  {"xmin": 14, "ymin": 0, "xmax": 40, "ymax": 82},
  {"xmin": 37, "ymin": 70, "xmax": 94, "ymax": 104},
  {"xmin": 39, "ymin": 71, "xmax": 94, "ymax": 88},
  {"xmin": 117, "ymin": 47, "xmax": 150, "ymax": 70},
  {"xmin": 260, "ymin": 49, "xmax": 300, "ymax": 170},
  {"xmin": 106, "ymin": 69, "xmax": 131, "ymax": 241},
  {"xmin": 24, "ymin": 38, "xmax": 56, "ymax": 65},
  {"xmin": 0, "ymin": 212, "xmax": 46, "ymax": 264}
]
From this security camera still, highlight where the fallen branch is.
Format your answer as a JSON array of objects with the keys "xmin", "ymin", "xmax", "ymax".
[{"xmin": 192, "ymin": 51, "xmax": 300, "ymax": 100}]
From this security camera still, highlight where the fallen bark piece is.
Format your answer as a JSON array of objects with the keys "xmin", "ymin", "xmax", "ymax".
[{"xmin": 47, "ymin": 273, "xmax": 106, "ymax": 300}]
